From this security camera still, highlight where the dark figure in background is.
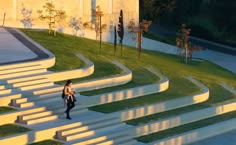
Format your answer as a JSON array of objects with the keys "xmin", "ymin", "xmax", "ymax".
[{"xmin": 64, "ymin": 80, "xmax": 76, "ymax": 119}]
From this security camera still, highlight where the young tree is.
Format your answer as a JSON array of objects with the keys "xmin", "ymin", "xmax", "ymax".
[
  {"xmin": 2, "ymin": 13, "xmax": 6, "ymax": 27},
  {"xmin": 114, "ymin": 26, "xmax": 117, "ymax": 56},
  {"xmin": 176, "ymin": 24, "xmax": 202, "ymax": 62},
  {"xmin": 117, "ymin": 10, "xmax": 124, "ymax": 56},
  {"xmin": 128, "ymin": 19, "xmax": 152, "ymax": 60},
  {"xmin": 92, "ymin": 6, "xmax": 106, "ymax": 54},
  {"xmin": 21, "ymin": 4, "xmax": 33, "ymax": 28},
  {"xmin": 37, "ymin": 1, "xmax": 66, "ymax": 36},
  {"xmin": 69, "ymin": 17, "xmax": 84, "ymax": 36},
  {"xmin": 176, "ymin": 24, "xmax": 191, "ymax": 63}
]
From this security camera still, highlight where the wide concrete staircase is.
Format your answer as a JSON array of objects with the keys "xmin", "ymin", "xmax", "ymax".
[{"xmin": 1, "ymin": 54, "xmax": 236, "ymax": 145}]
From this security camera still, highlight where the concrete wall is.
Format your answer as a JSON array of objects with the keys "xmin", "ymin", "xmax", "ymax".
[
  {"xmin": 0, "ymin": 0, "xmax": 139, "ymax": 40},
  {"xmin": 113, "ymin": 76, "xmax": 209, "ymax": 121},
  {"xmin": 77, "ymin": 69, "xmax": 168, "ymax": 109}
]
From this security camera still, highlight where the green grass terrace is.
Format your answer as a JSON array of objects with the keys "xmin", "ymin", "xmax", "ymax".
[{"xmin": 21, "ymin": 29, "xmax": 236, "ymax": 143}]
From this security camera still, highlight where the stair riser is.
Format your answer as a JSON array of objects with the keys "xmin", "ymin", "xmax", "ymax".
[
  {"xmin": 0, "ymin": 69, "xmax": 47, "ymax": 79},
  {"xmin": 66, "ymin": 123, "xmax": 125, "ymax": 141},
  {"xmin": 56, "ymin": 116, "xmax": 118, "ymax": 140},
  {"xmin": 0, "ymin": 65, "xmax": 42, "ymax": 75},
  {"xmin": 0, "ymin": 86, "xmax": 5, "ymax": 90},
  {"xmin": 21, "ymin": 111, "xmax": 53, "ymax": 120},
  {"xmin": 11, "ymin": 98, "xmax": 27, "ymax": 107},
  {"xmin": 74, "ymin": 136, "xmax": 108, "ymax": 145},
  {"xmin": 7, "ymin": 76, "xmax": 45, "ymax": 84},
  {"xmin": 61, "ymin": 119, "xmax": 120, "ymax": 136},
  {"xmin": 13, "ymin": 78, "xmax": 49, "ymax": 87},
  {"xmin": 26, "ymin": 115, "xmax": 58, "ymax": 125},
  {"xmin": 19, "ymin": 102, "xmax": 35, "ymax": 108},
  {"xmin": 20, "ymin": 82, "xmax": 54, "ymax": 91},
  {"xmin": 99, "ymin": 136, "xmax": 136, "ymax": 145},
  {"xmin": 16, "ymin": 107, "xmax": 47, "ymax": 123},
  {"xmin": 0, "ymin": 89, "xmax": 11, "ymax": 95},
  {"xmin": 34, "ymin": 87, "xmax": 62, "ymax": 96}
]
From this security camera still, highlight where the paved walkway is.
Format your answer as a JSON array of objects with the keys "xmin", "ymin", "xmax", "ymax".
[
  {"xmin": 0, "ymin": 27, "xmax": 235, "ymax": 145},
  {"xmin": 193, "ymin": 49, "xmax": 236, "ymax": 74},
  {"xmin": 0, "ymin": 27, "xmax": 37, "ymax": 64}
]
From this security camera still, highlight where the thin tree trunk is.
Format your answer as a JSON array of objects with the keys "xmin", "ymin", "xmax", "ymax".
[
  {"xmin": 2, "ymin": 13, "xmax": 6, "ymax": 27},
  {"xmin": 120, "ymin": 43, "xmax": 123, "ymax": 56},
  {"xmin": 99, "ymin": 15, "xmax": 102, "ymax": 54},
  {"xmin": 185, "ymin": 48, "xmax": 188, "ymax": 63}
]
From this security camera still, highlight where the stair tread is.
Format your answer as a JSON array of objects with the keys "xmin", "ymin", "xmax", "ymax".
[
  {"xmin": 0, "ymin": 65, "xmax": 42, "ymax": 75},
  {"xmin": 21, "ymin": 110, "xmax": 53, "ymax": 120},
  {"xmin": 61, "ymin": 118, "xmax": 120, "ymax": 136},
  {"xmin": 70, "ymin": 127, "xmax": 130, "ymax": 145},
  {"xmin": 13, "ymin": 78, "xmax": 50, "ymax": 87},
  {"xmin": 0, "ymin": 68, "xmax": 47, "ymax": 79},
  {"xmin": 95, "ymin": 134, "xmax": 130, "ymax": 145},
  {"xmin": 21, "ymin": 82, "xmax": 54, "ymax": 91},
  {"xmin": 65, "ymin": 122, "xmax": 126, "ymax": 141},
  {"xmin": 7, "ymin": 71, "xmax": 52, "ymax": 83}
]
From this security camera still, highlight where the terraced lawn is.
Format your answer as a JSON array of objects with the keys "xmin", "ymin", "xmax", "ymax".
[
  {"xmin": 20, "ymin": 29, "xmax": 236, "ymax": 143},
  {"xmin": 89, "ymin": 76, "xmax": 201, "ymax": 113}
]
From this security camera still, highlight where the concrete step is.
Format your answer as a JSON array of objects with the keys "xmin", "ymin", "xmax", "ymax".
[
  {"xmin": 20, "ymin": 110, "xmax": 53, "ymax": 120},
  {"xmin": 20, "ymin": 82, "xmax": 54, "ymax": 91},
  {"xmin": 72, "ymin": 133, "xmax": 128, "ymax": 145},
  {"xmin": 0, "ymin": 85, "xmax": 5, "ymax": 90},
  {"xmin": 33, "ymin": 86, "xmax": 63, "ymax": 96},
  {"xmin": 14, "ymin": 92, "xmax": 60, "ymax": 105},
  {"xmin": 18, "ymin": 102, "xmax": 35, "ymax": 108},
  {"xmin": 25, "ymin": 114, "xmax": 58, "ymax": 125},
  {"xmin": 90, "ymin": 134, "xmax": 128, "ymax": 145},
  {"xmin": 16, "ymin": 107, "xmax": 47, "ymax": 121},
  {"xmin": 116, "ymin": 139, "xmax": 137, "ymax": 145},
  {"xmin": 13, "ymin": 78, "xmax": 50, "ymax": 87},
  {"xmin": 55, "ymin": 108, "xmax": 89, "ymax": 117},
  {"xmin": 0, "ymin": 68, "xmax": 47, "ymax": 79},
  {"xmin": 0, "ymin": 65, "xmax": 43, "ymax": 75},
  {"xmin": 7, "ymin": 72, "xmax": 52, "ymax": 84},
  {"xmin": 65, "ymin": 122, "xmax": 126, "ymax": 141},
  {"xmin": 0, "ymin": 63, "xmax": 43, "ymax": 71},
  {"xmin": 33, "ymin": 94, "xmax": 62, "ymax": 105},
  {"xmin": 56, "ymin": 116, "xmax": 120, "ymax": 139},
  {"xmin": 0, "ymin": 89, "xmax": 12, "ymax": 95},
  {"xmin": 97, "ymin": 136, "xmax": 136, "ymax": 145},
  {"xmin": 60, "ymin": 117, "xmax": 120, "ymax": 137},
  {"xmin": 11, "ymin": 98, "xmax": 28, "ymax": 106},
  {"xmin": 1, "ymin": 93, "xmax": 22, "ymax": 106}
]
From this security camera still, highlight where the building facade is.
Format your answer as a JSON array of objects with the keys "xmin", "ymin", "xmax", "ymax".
[{"xmin": 0, "ymin": 0, "xmax": 139, "ymax": 40}]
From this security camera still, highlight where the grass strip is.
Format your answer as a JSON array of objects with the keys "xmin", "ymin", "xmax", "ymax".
[
  {"xmin": 0, "ymin": 124, "xmax": 31, "ymax": 138},
  {"xmin": 0, "ymin": 107, "xmax": 16, "ymax": 114}
]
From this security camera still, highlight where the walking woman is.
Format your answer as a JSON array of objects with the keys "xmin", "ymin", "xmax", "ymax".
[{"xmin": 64, "ymin": 80, "xmax": 76, "ymax": 119}]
